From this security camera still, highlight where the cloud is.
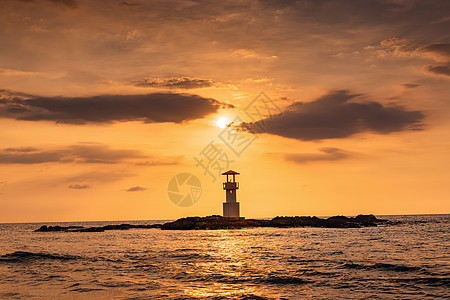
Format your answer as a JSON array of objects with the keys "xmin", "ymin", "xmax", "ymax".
[
  {"xmin": 0, "ymin": 144, "xmax": 174, "ymax": 165},
  {"xmin": 0, "ymin": 68, "xmax": 42, "ymax": 77},
  {"xmin": 367, "ymin": 40, "xmax": 450, "ymax": 61},
  {"xmin": 239, "ymin": 90, "xmax": 424, "ymax": 141},
  {"xmin": 48, "ymin": 0, "xmax": 78, "ymax": 8},
  {"xmin": 0, "ymin": 90, "xmax": 232, "ymax": 124},
  {"xmin": 134, "ymin": 158, "xmax": 181, "ymax": 166},
  {"xmin": 0, "ymin": 151, "xmax": 63, "ymax": 164},
  {"xmin": 281, "ymin": 147, "xmax": 349, "ymax": 164},
  {"xmin": 0, "ymin": 89, "xmax": 33, "ymax": 100},
  {"xmin": 133, "ymin": 77, "xmax": 215, "ymax": 89},
  {"xmin": 366, "ymin": 40, "xmax": 450, "ymax": 78},
  {"xmin": 418, "ymin": 44, "xmax": 450, "ymax": 78},
  {"xmin": 3, "ymin": 147, "xmax": 39, "ymax": 152},
  {"xmin": 425, "ymin": 64, "xmax": 450, "ymax": 77},
  {"xmin": 402, "ymin": 83, "xmax": 419, "ymax": 89},
  {"xmin": 421, "ymin": 44, "xmax": 450, "ymax": 78},
  {"xmin": 2, "ymin": 0, "xmax": 448, "ymax": 100},
  {"xmin": 421, "ymin": 44, "xmax": 450, "ymax": 61},
  {"xmin": 66, "ymin": 144, "xmax": 146, "ymax": 164},
  {"xmin": 119, "ymin": 2, "xmax": 141, "ymax": 7},
  {"xmin": 68, "ymin": 184, "xmax": 90, "ymax": 189},
  {"xmin": 16, "ymin": 0, "xmax": 78, "ymax": 9},
  {"xmin": 125, "ymin": 186, "xmax": 147, "ymax": 192},
  {"xmin": 65, "ymin": 170, "xmax": 134, "ymax": 184}
]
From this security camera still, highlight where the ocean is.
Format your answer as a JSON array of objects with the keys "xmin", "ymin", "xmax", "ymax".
[{"xmin": 0, "ymin": 215, "xmax": 448, "ymax": 299}]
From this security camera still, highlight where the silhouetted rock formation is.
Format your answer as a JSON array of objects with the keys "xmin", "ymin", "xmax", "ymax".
[
  {"xmin": 160, "ymin": 214, "xmax": 391, "ymax": 230},
  {"xmin": 35, "ymin": 214, "xmax": 394, "ymax": 232},
  {"xmin": 160, "ymin": 215, "xmax": 263, "ymax": 230},
  {"xmin": 35, "ymin": 225, "xmax": 84, "ymax": 232},
  {"xmin": 35, "ymin": 223, "xmax": 162, "ymax": 232}
]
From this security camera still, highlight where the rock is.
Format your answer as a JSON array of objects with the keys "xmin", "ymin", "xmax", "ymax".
[
  {"xmin": 270, "ymin": 216, "xmax": 323, "ymax": 227},
  {"xmin": 35, "ymin": 225, "xmax": 84, "ymax": 232},
  {"xmin": 160, "ymin": 215, "xmax": 264, "ymax": 230},
  {"xmin": 35, "ymin": 223, "xmax": 162, "ymax": 232},
  {"xmin": 35, "ymin": 215, "xmax": 394, "ymax": 232},
  {"xmin": 353, "ymin": 214, "xmax": 378, "ymax": 226},
  {"xmin": 160, "ymin": 215, "xmax": 392, "ymax": 230},
  {"xmin": 323, "ymin": 216, "xmax": 359, "ymax": 228}
]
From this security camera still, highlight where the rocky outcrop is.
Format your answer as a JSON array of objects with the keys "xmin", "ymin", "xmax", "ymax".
[
  {"xmin": 35, "ymin": 223, "xmax": 162, "ymax": 232},
  {"xmin": 35, "ymin": 225, "xmax": 84, "ymax": 232},
  {"xmin": 35, "ymin": 214, "xmax": 394, "ymax": 232},
  {"xmin": 160, "ymin": 215, "xmax": 266, "ymax": 230},
  {"xmin": 160, "ymin": 214, "xmax": 392, "ymax": 230}
]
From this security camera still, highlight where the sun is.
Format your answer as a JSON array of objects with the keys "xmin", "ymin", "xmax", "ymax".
[{"xmin": 215, "ymin": 117, "xmax": 230, "ymax": 128}]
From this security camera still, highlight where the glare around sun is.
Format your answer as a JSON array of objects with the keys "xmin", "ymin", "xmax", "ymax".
[{"xmin": 216, "ymin": 117, "xmax": 230, "ymax": 128}]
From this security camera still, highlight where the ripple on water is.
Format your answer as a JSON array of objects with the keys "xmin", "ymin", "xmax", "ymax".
[
  {"xmin": 340, "ymin": 262, "xmax": 423, "ymax": 272},
  {"xmin": 0, "ymin": 251, "xmax": 80, "ymax": 263}
]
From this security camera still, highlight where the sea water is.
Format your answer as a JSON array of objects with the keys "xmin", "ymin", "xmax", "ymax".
[{"xmin": 0, "ymin": 215, "xmax": 448, "ymax": 299}]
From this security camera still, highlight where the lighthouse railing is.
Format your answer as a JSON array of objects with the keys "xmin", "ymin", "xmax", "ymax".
[{"xmin": 223, "ymin": 182, "xmax": 239, "ymax": 190}]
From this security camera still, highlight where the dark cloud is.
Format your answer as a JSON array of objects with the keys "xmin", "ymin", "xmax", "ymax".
[
  {"xmin": 0, "ymin": 144, "xmax": 161, "ymax": 164},
  {"xmin": 48, "ymin": 0, "xmax": 77, "ymax": 8},
  {"xmin": 426, "ymin": 64, "xmax": 450, "ymax": 77},
  {"xmin": 119, "ymin": 2, "xmax": 141, "ymax": 7},
  {"xmin": 66, "ymin": 144, "xmax": 146, "ymax": 164},
  {"xmin": 16, "ymin": 0, "xmax": 78, "ymax": 8},
  {"xmin": 0, "ymin": 89, "xmax": 33, "ymax": 100},
  {"xmin": 258, "ymin": 0, "xmax": 450, "ymax": 34},
  {"xmin": 369, "ymin": 40, "xmax": 450, "ymax": 60},
  {"xmin": 2, "ymin": 0, "xmax": 448, "ymax": 95},
  {"xmin": 0, "ymin": 151, "xmax": 63, "ymax": 164},
  {"xmin": 133, "ymin": 77, "xmax": 215, "ymax": 89},
  {"xmin": 421, "ymin": 44, "xmax": 450, "ymax": 60},
  {"xmin": 402, "ymin": 83, "xmax": 419, "ymax": 89},
  {"xmin": 125, "ymin": 186, "xmax": 147, "ymax": 192},
  {"xmin": 370, "ymin": 41, "xmax": 450, "ymax": 79},
  {"xmin": 68, "ymin": 184, "xmax": 90, "ymax": 189},
  {"xmin": 420, "ymin": 44, "xmax": 450, "ymax": 78},
  {"xmin": 3, "ymin": 147, "xmax": 39, "ymax": 152},
  {"xmin": 239, "ymin": 90, "xmax": 424, "ymax": 141},
  {"xmin": 281, "ymin": 147, "xmax": 349, "ymax": 164},
  {"xmin": 0, "ymin": 91, "xmax": 232, "ymax": 124},
  {"xmin": 134, "ymin": 158, "xmax": 181, "ymax": 166}
]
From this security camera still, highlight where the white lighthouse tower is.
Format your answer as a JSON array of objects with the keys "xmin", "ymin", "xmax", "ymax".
[{"xmin": 222, "ymin": 170, "xmax": 241, "ymax": 218}]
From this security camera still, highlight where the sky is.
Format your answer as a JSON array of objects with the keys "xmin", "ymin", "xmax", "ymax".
[{"xmin": 0, "ymin": 0, "xmax": 449, "ymax": 222}]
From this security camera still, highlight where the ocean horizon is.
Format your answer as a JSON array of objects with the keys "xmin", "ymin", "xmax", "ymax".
[{"xmin": 3, "ymin": 213, "xmax": 447, "ymax": 225}]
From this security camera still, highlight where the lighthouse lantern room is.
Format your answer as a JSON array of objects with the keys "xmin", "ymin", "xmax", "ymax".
[{"xmin": 222, "ymin": 170, "xmax": 241, "ymax": 218}]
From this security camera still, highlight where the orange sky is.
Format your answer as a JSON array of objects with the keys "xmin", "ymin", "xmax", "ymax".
[{"xmin": 0, "ymin": 0, "xmax": 449, "ymax": 222}]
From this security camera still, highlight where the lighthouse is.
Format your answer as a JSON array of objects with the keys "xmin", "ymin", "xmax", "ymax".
[{"xmin": 222, "ymin": 170, "xmax": 240, "ymax": 218}]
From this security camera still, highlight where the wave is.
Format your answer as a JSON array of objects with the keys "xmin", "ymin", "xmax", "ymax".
[
  {"xmin": 0, "ymin": 251, "xmax": 79, "ymax": 262},
  {"xmin": 0, "ymin": 293, "xmax": 21, "ymax": 298},
  {"xmin": 258, "ymin": 275, "xmax": 311, "ymax": 285},
  {"xmin": 393, "ymin": 277, "xmax": 450, "ymax": 287},
  {"xmin": 172, "ymin": 271, "xmax": 312, "ymax": 286},
  {"xmin": 340, "ymin": 262, "xmax": 422, "ymax": 272},
  {"xmin": 167, "ymin": 252, "xmax": 213, "ymax": 260},
  {"xmin": 69, "ymin": 287, "xmax": 105, "ymax": 293},
  {"xmin": 299, "ymin": 269, "xmax": 340, "ymax": 277},
  {"xmin": 204, "ymin": 294, "xmax": 270, "ymax": 300}
]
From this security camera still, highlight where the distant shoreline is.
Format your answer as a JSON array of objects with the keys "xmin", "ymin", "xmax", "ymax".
[{"xmin": 34, "ymin": 214, "xmax": 399, "ymax": 232}]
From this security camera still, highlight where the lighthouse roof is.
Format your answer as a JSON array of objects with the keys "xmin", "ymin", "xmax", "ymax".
[{"xmin": 222, "ymin": 170, "xmax": 240, "ymax": 175}]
